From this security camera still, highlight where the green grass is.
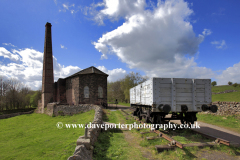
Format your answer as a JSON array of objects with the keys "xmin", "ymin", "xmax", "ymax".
[
  {"xmin": 103, "ymin": 109, "xmax": 125, "ymax": 124},
  {"xmin": 94, "ymin": 109, "xmax": 147, "ymax": 160},
  {"xmin": 212, "ymin": 85, "xmax": 240, "ymax": 102},
  {"xmin": 197, "ymin": 114, "xmax": 240, "ymax": 133},
  {"xmin": 0, "ymin": 110, "xmax": 95, "ymax": 160},
  {"xmin": 93, "ymin": 130, "xmax": 147, "ymax": 160}
]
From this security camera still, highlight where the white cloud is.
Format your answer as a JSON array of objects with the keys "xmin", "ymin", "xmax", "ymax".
[
  {"xmin": 211, "ymin": 40, "xmax": 227, "ymax": 49},
  {"xmin": 2, "ymin": 43, "xmax": 16, "ymax": 47},
  {"xmin": 216, "ymin": 62, "xmax": 240, "ymax": 85},
  {"xmin": 0, "ymin": 47, "xmax": 20, "ymax": 61},
  {"xmin": 202, "ymin": 29, "xmax": 212, "ymax": 36},
  {"xmin": 60, "ymin": 3, "xmax": 77, "ymax": 14},
  {"xmin": 63, "ymin": 3, "xmax": 75, "ymax": 10},
  {"xmin": 85, "ymin": 0, "xmax": 146, "ymax": 25},
  {"xmin": 0, "ymin": 47, "xmax": 80, "ymax": 90},
  {"xmin": 60, "ymin": 44, "xmax": 67, "ymax": 49},
  {"xmin": 71, "ymin": 10, "xmax": 78, "ymax": 14},
  {"xmin": 53, "ymin": 0, "xmax": 57, "ymax": 5},
  {"xmin": 92, "ymin": 0, "xmax": 213, "ymax": 79},
  {"xmin": 97, "ymin": 66, "xmax": 127, "ymax": 82}
]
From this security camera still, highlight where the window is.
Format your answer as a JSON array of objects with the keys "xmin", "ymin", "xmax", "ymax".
[
  {"xmin": 84, "ymin": 86, "xmax": 89, "ymax": 98},
  {"xmin": 98, "ymin": 86, "xmax": 103, "ymax": 98}
]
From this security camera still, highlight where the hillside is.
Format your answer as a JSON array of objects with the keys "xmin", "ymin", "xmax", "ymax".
[{"xmin": 212, "ymin": 85, "xmax": 240, "ymax": 102}]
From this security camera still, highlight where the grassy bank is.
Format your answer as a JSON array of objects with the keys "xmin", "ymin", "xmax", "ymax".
[
  {"xmin": 197, "ymin": 114, "xmax": 240, "ymax": 133},
  {"xmin": 212, "ymin": 85, "xmax": 240, "ymax": 102},
  {"xmin": 0, "ymin": 110, "xmax": 95, "ymax": 160}
]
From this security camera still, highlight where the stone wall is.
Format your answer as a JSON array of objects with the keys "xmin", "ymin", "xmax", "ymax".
[
  {"xmin": 37, "ymin": 103, "xmax": 97, "ymax": 116},
  {"xmin": 0, "ymin": 110, "xmax": 34, "ymax": 119},
  {"xmin": 204, "ymin": 101, "xmax": 240, "ymax": 116},
  {"xmin": 53, "ymin": 104, "xmax": 95, "ymax": 116},
  {"xmin": 212, "ymin": 90, "xmax": 238, "ymax": 95},
  {"xmin": 68, "ymin": 105, "xmax": 103, "ymax": 160}
]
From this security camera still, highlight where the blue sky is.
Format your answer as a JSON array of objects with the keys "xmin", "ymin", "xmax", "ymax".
[{"xmin": 0, "ymin": 0, "xmax": 240, "ymax": 90}]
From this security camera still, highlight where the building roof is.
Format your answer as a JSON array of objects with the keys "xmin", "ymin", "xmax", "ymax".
[{"xmin": 66, "ymin": 66, "xmax": 108, "ymax": 79}]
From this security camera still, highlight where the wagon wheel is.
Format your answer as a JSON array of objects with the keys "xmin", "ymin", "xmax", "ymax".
[
  {"xmin": 144, "ymin": 111, "xmax": 151, "ymax": 123},
  {"xmin": 137, "ymin": 109, "xmax": 142, "ymax": 120}
]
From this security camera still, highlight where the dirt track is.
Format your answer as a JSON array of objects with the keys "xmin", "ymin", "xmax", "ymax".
[{"xmin": 110, "ymin": 104, "xmax": 240, "ymax": 147}]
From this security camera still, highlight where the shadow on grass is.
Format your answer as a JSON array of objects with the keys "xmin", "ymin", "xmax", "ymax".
[
  {"xmin": 93, "ymin": 129, "xmax": 123, "ymax": 160},
  {"xmin": 182, "ymin": 148, "xmax": 198, "ymax": 159}
]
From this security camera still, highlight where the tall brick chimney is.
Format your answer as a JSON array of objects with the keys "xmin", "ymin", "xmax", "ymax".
[{"xmin": 42, "ymin": 22, "xmax": 54, "ymax": 111}]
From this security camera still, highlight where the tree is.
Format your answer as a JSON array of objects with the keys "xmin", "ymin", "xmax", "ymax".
[
  {"xmin": 30, "ymin": 90, "xmax": 41, "ymax": 108},
  {"xmin": 120, "ymin": 72, "xmax": 148, "ymax": 103},
  {"xmin": 233, "ymin": 83, "xmax": 238, "ymax": 87},
  {"xmin": 228, "ymin": 81, "xmax": 232, "ymax": 85},
  {"xmin": 211, "ymin": 81, "xmax": 217, "ymax": 86},
  {"xmin": 107, "ymin": 81, "xmax": 125, "ymax": 103}
]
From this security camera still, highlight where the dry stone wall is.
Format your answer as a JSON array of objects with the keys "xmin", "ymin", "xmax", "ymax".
[
  {"xmin": 0, "ymin": 110, "xmax": 34, "ymax": 119},
  {"xmin": 204, "ymin": 101, "xmax": 240, "ymax": 116},
  {"xmin": 212, "ymin": 90, "xmax": 238, "ymax": 95},
  {"xmin": 68, "ymin": 105, "xmax": 103, "ymax": 160}
]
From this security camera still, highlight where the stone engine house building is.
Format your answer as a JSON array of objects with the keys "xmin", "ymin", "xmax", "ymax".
[
  {"xmin": 39, "ymin": 22, "xmax": 108, "ymax": 111},
  {"xmin": 54, "ymin": 66, "xmax": 108, "ymax": 105}
]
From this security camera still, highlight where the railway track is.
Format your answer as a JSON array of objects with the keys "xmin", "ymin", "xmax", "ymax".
[{"xmin": 120, "ymin": 109, "xmax": 230, "ymax": 152}]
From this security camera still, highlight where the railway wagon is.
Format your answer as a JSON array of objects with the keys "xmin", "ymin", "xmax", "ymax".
[{"xmin": 130, "ymin": 78, "xmax": 217, "ymax": 126}]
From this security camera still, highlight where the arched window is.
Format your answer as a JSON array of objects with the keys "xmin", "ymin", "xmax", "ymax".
[
  {"xmin": 84, "ymin": 86, "xmax": 89, "ymax": 98},
  {"xmin": 98, "ymin": 86, "xmax": 103, "ymax": 98}
]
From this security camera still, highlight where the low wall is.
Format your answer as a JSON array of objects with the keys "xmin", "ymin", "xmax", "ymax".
[
  {"xmin": 205, "ymin": 102, "xmax": 240, "ymax": 116},
  {"xmin": 37, "ymin": 103, "xmax": 97, "ymax": 116},
  {"xmin": 68, "ymin": 105, "xmax": 103, "ymax": 160},
  {"xmin": 212, "ymin": 90, "xmax": 238, "ymax": 95},
  {"xmin": 0, "ymin": 110, "xmax": 34, "ymax": 119}
]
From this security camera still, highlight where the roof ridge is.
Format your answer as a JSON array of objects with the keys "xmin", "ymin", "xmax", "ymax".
[{"xmin": 65, "ymin": 66, "xmax": 108, "ymax": 79}]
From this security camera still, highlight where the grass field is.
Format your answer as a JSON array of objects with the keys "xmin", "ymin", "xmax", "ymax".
[
  {"xmin": 212, "ymin": 85, "xmax": 240, "ymax": 102},
  {"xmin": 0, "ymin": 110, "xmax": 95, "ymax": 160}
]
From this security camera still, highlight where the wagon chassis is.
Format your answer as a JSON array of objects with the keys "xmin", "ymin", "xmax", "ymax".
[{"xmin": 132, "ymin": 105, "xmax": 198, "ymax": 127}]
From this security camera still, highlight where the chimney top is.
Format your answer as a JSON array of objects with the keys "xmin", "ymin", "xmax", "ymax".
[{"xmin": 45, "ymin": 22, "xmax": 52, "ymax": 27}]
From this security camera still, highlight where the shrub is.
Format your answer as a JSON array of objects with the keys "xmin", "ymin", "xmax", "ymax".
[
  {"xmin": 228, "ymin": 81, "xmax": 232, "ymax": 85},
  {"xmin": 211, "ymin": 81, "xmax": 217, "ymax": 86},
  {"xmin": 232, "ymin": 83, "xmax": 238, "ymax": 87}
]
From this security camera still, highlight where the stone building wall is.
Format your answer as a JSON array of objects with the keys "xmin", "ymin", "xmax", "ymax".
[
  {"xmin": 54, "ymin": 78, "xmax": 66, "ymax": 103},
  {"xmin": 66, "ymin": 77, "xmax": 79, "ymax": 105},
  {"xmin": 78, "ymin": 74, "xmax": 107, "ymax": 105}
]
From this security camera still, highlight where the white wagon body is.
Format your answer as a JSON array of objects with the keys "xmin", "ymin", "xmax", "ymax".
[{"xmin": 130, "ymin": 78, "xmax": 211, "ymax": 112}]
